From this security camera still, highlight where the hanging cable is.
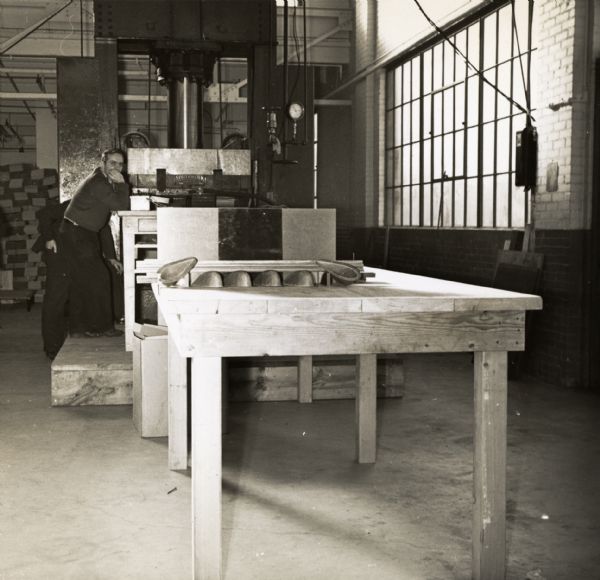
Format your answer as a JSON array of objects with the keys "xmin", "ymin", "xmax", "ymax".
[
  {"xmin": 511, "ymin": 0, "xmax": 529, "ymax": 116},
  {"xmin": 218, "ymin": 57, "xmax": 224, "ymax": 147},
  {"xmin": 411, "ymin": 0, "xmax": 534, "ymax": 120}
]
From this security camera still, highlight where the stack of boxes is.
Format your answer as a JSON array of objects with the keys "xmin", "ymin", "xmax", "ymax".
[{"xmin": 0, "ymin": 163, "xmax": 59, "ymax": 303}]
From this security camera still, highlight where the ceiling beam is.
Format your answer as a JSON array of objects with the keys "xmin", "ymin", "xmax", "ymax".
[{"xmin": 0, "ymin": 0, "xmax": 74, "ymax": 55}]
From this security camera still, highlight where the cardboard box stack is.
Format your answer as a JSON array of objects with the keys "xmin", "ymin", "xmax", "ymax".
[{"xmin": 0, "ymin": 163, "xmax": 59, "ymax": 303}]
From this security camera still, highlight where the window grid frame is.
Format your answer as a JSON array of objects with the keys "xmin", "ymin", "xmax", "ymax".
[{"xmin": 384, "ymin": 1, "xmax": 533, "ymax": 229}]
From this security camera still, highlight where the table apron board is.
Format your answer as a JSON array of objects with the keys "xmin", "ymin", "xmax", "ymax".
[{"xmin": 168, "ymin": 310, "xmax": 526, "ymax": 358}]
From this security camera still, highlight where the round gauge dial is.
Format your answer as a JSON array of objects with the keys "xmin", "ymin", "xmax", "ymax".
[{"xmin": 286, "ymin": 102, "xmax": 305, "ymax": 121}]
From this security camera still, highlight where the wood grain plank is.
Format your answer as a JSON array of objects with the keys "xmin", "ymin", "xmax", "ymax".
[
  {"xmin": 168, "ymin": 334, "xmax": 188, "ymax": 471},
  {"xmin": 297, "ymin": 355, "xmax": 313, "ymax": 403},
  {"xmin": 473, "ymin": 351, "xmax": 507, "ymax": 580},
  {"xmin": 192, "ymin": 356, "xmax": 222, "ymax": 580},
  {"xmin": 176, "ymin": 311, "xmax": 526, "ymax": 357},
  {"xmin": 356, "ymin": 354, "xmax": 377, "ymax": 463}
]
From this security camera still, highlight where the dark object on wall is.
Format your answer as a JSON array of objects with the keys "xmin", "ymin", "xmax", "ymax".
[
  {"xmin": 515, "ymin": 125, "xmax": 538, "ymax": 189},
  {"xmin": 546, "ymin": 162, "xmax": 559, "ymax": 192}
]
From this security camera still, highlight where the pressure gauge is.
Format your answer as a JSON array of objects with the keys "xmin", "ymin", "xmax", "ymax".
[{"xmin": 286, "ymin": 102, "xmax": 305, "ymax": 121}]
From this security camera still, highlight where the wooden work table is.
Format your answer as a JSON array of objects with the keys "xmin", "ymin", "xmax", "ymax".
[{"xmin": 154, "ymin": 267, "xmax": 542, "ymax": 580}]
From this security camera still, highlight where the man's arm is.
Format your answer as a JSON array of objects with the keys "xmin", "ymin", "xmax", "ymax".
[
  {"xmin": 99, "ymin": 223, "xmax": 117, "ymax": 260},
  {"xmin": 34, "ymin": 201, "xmax": 67, "ymax": 253},
  {"xmin": 99, "ymin": 223, "xmax": 124, "ymax": 275}
]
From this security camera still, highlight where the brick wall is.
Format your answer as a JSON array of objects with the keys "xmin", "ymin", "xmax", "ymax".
[
  {"xmin": 340, "ymin": 226, "xmax": 589, "ymax": 388},
  {"xmin": 534, "ymin": 0, "xmax": 595, "ymax": 230},
  {"xmin": 0, "ymin": 164, "xmax": 59, "ymax": 302}
]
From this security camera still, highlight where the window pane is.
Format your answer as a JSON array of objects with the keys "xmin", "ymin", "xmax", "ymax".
[
  {"xmin": 423, "ymin": 50, "xmax": 432, "ymax": 94},
  {"xmin": 442, "ymin": 182, "xmax": 453, "ymax": 226},
  {"xmin": 412, "ymin": 101, "xmax": 420, "ymax": 142},
  {"xmin": 513, "ymin": 56, "xmax": 527, "ymax": 115},
  {"xmin": 467, "ymin": 127, "xmax": 478, "ymax": 176},
  {"xmin": 496, "ymin": 174, "xmax": 509, "ymax": 228},
  {"xmin": 404, "ymin": 62, "xmax": 412, "ymax": 102},
  {"xmin": 454, "ymin": 179, "xmax": 465, "ymax": 227},
  {"xmin": 482, "ymin": 74, "xmax": 496, "ymax": 123},
  {"xmin": 454, "ymin": 30, "xmax": 467, "ymax": 70},
  {"xmin": 482, "ymin": 175, "xmax": 494, "ymax": 227},
  {"xmin": 394, "ymin": 107, "xmax": 402, "ymax": 146},
  {"xmin": 454, "ymin": 82, "xmax": 465, "ymax": 130},
  {"xmin": 496, "ymin": 118, "xmax": 510, "ymax": 173},
  {"xmin": 444, "ymin": 133, "xmax": 453, "ymax": 177},
  {"xmin": 496, "ymin": 62, "xmax": 512, "ymax": 119},
  {"xmin": 406, "ymin": 186, "xmax": 414, "ymax": 225},
  {"xmin": 411, "ymin": 145, "xmax": 420, "ymax": 183},
  {"xmin": 468, "ymin": 22, "xmax": 480, "ymax": 65},
  {"xmin": 423, "ymin": 138, "xmax": 432, "ymax": 183},
  {"xmin": 412, "ymin": 56, "xmax": 421, "ymax": 97},
  {"xmin": 394, "ymin": 148, "xmax": 402, "ymax": 185},
  {"xmin": 444, "ymin": 88, "xmax": 454, "ymax": 133},
  {"xmin": 466, "ymin": 177, "xmax": 478, "ymax": 226},
  {"xmin": 513, "ymin": 0, "xmax": 529, "ymax": 53},
  {"xmin": 467, "ymin": 74, "xmax": 479, "ymax": 127},
  {"xmin": 497, "ymin": 6, "xmax": 512, "ymax": 64},
  {"xmin": 394, "ymin": 67, "xmax": 403, "ymax": 105},
  {"xmin": 432, "ymin": 182, "xmax": 441, "ymax": 226},
  {"xmin": 483, "ymin": 13, "xmax": 497, "ymax": 70},
  {"xmin": 433, "ymin": 136, "xmax": 443, "ymax": 180},
  {"xmin": 432, "ymin": 93, "xmax": 442, "ymax": 135},
  {"xmin": 433, "ymin": 43, "xmax": 443, "ymax": 91},
  {"xmin": 403, "ymin": 105, "xmax": 411, "ymax": 144},
  {"xmin": 444, "ymin": 41, "xmax": 454, "ymax": 84},
  {"xmin": 402, "ymin": 146, "xmax": 411, "ymax": 184},
  {"xmin": 423, "ymin": 94, "xmax": 432, "ymax": 137},
  {"xmin": 411, "ymin": 186, "xmax": 420, "ymax": 225},
  {"xmin": 394, "ymin": 187, "xmax": 402, "ymax": 225},
  {"xmin": 423, "ymin": 183, "xmax": 432, "ymax": 226},
  {"xmin": 454, "ymin": 130, "xmax": 464, "ymax": 175},
  {"xmin": 483, "ymin": 122, "xmax": 495, "ymax": 175}
]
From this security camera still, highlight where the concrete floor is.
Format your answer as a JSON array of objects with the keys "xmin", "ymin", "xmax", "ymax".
[{"xmin": 1, "ymin": 307, "xmax": 599, "ymax": 580}]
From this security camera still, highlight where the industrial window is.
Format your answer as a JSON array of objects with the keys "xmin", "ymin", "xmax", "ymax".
[{"xmin": 385, "ymin": 1, "xmax": 534, "ymax": 228}]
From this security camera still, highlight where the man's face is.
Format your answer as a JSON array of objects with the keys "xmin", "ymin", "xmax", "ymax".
[{"xmin": 103, "ymin": 153, "xmax": 124, "ymax": 174}]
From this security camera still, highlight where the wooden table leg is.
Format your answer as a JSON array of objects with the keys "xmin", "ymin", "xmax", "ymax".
[
  {"xmin": 473, "ymin": 351, "xmax": 507, "ymax": 580},
  {"xmin": 168, "ymin": 334, "xmax": 188, "ymax": 471},
  {"xmin": 221, "ymin": 358, "xmax": 228, "ymax": 435},
  {"xmin": 192, "ymin": 356, "xmax": 222, "ymax": 580},
  {"xmin": 355, "ymin": 353, "xmax": 377, "ymax": 463},
  {"xmin": 297, "ymin": 355, "xmax": 313, "ymax": 403}
]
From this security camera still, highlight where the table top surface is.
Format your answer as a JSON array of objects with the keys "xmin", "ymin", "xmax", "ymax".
[{"xmin": 155, "ymin": 267, "xmax": 542, "ymax": 315}]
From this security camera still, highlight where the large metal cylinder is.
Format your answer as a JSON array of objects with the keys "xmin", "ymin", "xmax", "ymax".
[{"xmin": 168, "ymin": 77, "xmax": 203, "ymax": 149}]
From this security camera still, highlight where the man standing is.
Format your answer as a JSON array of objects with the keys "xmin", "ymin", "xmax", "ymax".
[
  {"xmin": 61, "ymin": 148, "xmax": 130, "ymax": 337},
  {"xmin": 34, "ymin": 200, "xmax": 123, "ymax": 358}
]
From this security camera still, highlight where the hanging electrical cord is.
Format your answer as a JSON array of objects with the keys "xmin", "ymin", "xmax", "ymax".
[
  {"xmin": 288, "ymin": 3, "xmax": 302, "ymax": 103},
  {"xmin": 411, "ymin": 0, "xmax": 534, "ymax": 121},
  {"xmin": 511, "ymin": 0, "xmax": 530, "ymax": 117},
  {"xmin": 218, "ymin": 57, "xmax": 224, "ymax": 147}
]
